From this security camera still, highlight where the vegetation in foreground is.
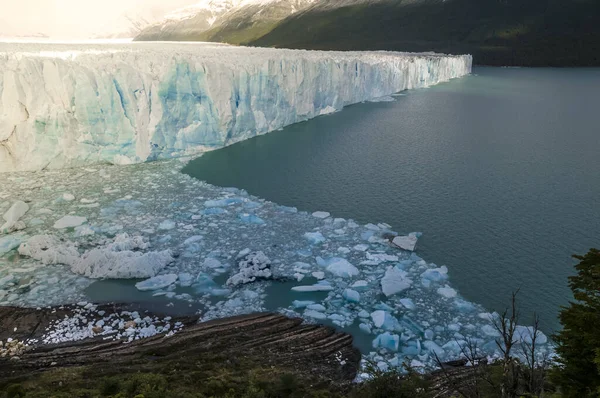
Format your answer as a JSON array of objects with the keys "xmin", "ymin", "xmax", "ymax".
[{"xmin": 1, "ymin": 248, "xmax": 598, "ymax": 398}]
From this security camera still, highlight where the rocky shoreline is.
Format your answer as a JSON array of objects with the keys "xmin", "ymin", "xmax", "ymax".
[{"xmin": 0, "ymin": 304, "xmax": 360, "ymax": 387}]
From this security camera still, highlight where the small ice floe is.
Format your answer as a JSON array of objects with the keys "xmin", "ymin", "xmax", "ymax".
[
  {"xmin": 391, "ymin": 232, "xmax": 421, "ymax": 251},
  {"xmin": 372, "ymin": 332, "xmax": 400, "ymax": 351},
  {"xmin": 312, "ymin": 211, "xmax": 330, "ymax": 219},
  {"xmin": 226, "ymin": 251, "xmax": 272, "ymax": 286},
  {"xmin": 437, "ymin": 285, "xmax": 458, "ymax": 298},
  {"xmin": 0, "ymin": 234, "xmax": 25, "ymax": 256},
  {"xmin": 1, "ymin": 200, "xmax": 29, "ymax": 233},
  {"xmin": 53, "ymin": 215, "xmax": 87, "ymax": 229},
  {"xmin": 343, "ymin": 288, "xmax": 360, "ymax": 303},
  {"xmin": 135, "ymin": 274, "xmax": 178, "ymax": 291},
  {"xmin": 19, "ymin": 233, "xmax": 173, "ymax": 279},
  {"xmin": 158, "ymin": 220, "xmax": 176, "ymax": 230},
  {"xmin": 381, "ymin": 266, "xmax": 413, "ymax": 297},
  {"xmin": 316, "ymin": 256, "xmax": 359, "ymax": 278},
  {"xmin": 304, "ymin": 232, "xmax": 326, "ymax": 244},
  {"xmin": 291, "ymin": 282, "xmax": 334, "ymax": 292}
]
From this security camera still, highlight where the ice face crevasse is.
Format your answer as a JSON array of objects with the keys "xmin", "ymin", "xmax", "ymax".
[{"xmin": 0, "ymin": 43, "xmax": 472, "ymax": 172}]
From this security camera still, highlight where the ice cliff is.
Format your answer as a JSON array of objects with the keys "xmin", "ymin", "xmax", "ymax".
[{"xmin": 0, "ymin": 42, "xmax": 471, "ymax": 172}]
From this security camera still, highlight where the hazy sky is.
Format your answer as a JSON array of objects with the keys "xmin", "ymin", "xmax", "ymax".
[{"xmin": 1, "ymin": 0, "xmax": 198, "ymax": 38}]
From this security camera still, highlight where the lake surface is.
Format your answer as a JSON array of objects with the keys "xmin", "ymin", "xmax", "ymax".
[{"xmin": 184, "ymin": 67, "xmax": 600, "ymax": 334}]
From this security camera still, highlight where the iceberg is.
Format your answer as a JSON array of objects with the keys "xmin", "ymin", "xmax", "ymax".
[
  {"xmin": 226, "ymin": 251, "xmax": 272, "ymax": 286},
  {"xmin": 135, "ymin": 274, "xmax": 178, "ymax": 291},
  {"xmin": 373, "ymin": 332, "xmax": 400, "ymax": 351},
  {"xmin": 53, "ymin": 215, "xmax": 87, "ymax": 229},
  {"xmin": 1, "ymin": 200, "xmax": 29, "ymax": 233},
  {"xmin": 381, "ymin": 266, "xmax": 413, "ymax": 296},
  {"xmin": 0, "ymin": 42, "xmax": 471, "ymax": 172}
]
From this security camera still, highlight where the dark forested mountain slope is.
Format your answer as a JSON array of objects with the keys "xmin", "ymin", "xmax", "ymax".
[{"xmin": 136, "ymin": 0, "xmax": 600, "ymax": 66}]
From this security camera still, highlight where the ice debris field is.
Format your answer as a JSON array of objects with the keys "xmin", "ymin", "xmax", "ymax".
[
  {"xmin": 0, "ymin": 42, "xmax": 471, "ymax": 172},
  {"xmin": 0, "ymin": 42, "xmax": 548, "ymax": 371},
  {"xmin": 0, "ymin": 159, "xmax": 551, "ymax": 370}
]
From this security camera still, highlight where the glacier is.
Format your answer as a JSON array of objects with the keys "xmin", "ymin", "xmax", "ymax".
[{"xmin": 0, "ymin": 42, "xmax": 471, "ymax": 172}]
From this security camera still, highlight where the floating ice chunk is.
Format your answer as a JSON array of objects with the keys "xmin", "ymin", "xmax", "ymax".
[
  {"xmin": 1, "ymin": 201, "xmax": 29, "ymax": 233},
  {"xmin": 158, "ymin": 220, "xmax": 176, "ymax": 230},
  {"xmin": 203, "ymin": 258, "xmax": 223, "ymax": 269},
  {"xmin": 312, "ymin": 271, "xmax": 325, "ymax": 280},
  {"xmin": 0, "ymin": 234, "xmax": 25, "ymax": 256},
  {"xmin": 292, "ymin": 300, "xmax": 314, "ymax": 309},
  {"xmin": 194, "ymin": 273, "xmax": 228, "ymax": 295},
  {"xmin": 421, "ymin": 266, "xmax": 449, "ymax": 282},
  {"xmin": 236, "ymin": 248, "xmax": 251, "ymax": 259},
  {"xmin": 307, "ymin": 304, "xmax": 326, "ymax": 312},
  {"xmin": 454, "ymin": 298, "xmax": 476, "ymax": 313},
  {"xmin": 365, "ymin": 223, "xmax": 380, "ymax": 231},
  {"xmin": 183, "ymin": 235, "xmax": 203, "ymax": 245},
  {"xmin": 358, "ymin": 310, "xmax": 370, "ymax": 318},
  {"xmin": 366, "ymin": 252, "xmax": 399, "ymax": 263},
  {"xmin": 381, "ymin": 266, "xmax": 413, "ymax": 296},
  {"xmin": 400, "ymin": 298, "xmax": 416, "ymax": 310},
  {"xmin": 391, "ymin": 234, "xmax": 419, "ymax": 251},
  {"xmin": 481, "ymin": 324, "xmax": 501, "ymax": 337},
  {"xmin": 204, "ymin": 198, "xmax": 242, "ymax": 207},
  {"xmin": 359, "ymin": 323, "xmax": 372, "ymax": 334},
  {"xmin": 53, "ymin": 215, "xmax": 87, "ymax": 229},
  {"xmin": 74, "ymin": 225, "xmax": 95, "ymax": 237},
  {"xmin": 312, "ymin": 211, "xmax": 330, "ymax": 219},
  {"xmin": 291, "ymin": 283, "xmax": 334, "ymax": 292},
  {"xmin": 226, "ymin": 251, "xmax": 272, "ymax": 286},
  {"xmin": 224, "ymin": 298, "xmax": 244, "ymax": 308},
  {"xmin": 135, "ymin": 274, "xmax": 178, "ymax": 291},
  {"xmin": 371, "ymin": 310, "xmax": 389, "ymax": 328},
  {"xmin": 423, "ymin": 340, "xmax": 445, "ymax": 357},
  {"xmin": 515, "ymin": 325, "xmax": 548, "ymax": 345},
  {"xmin": 203, "ymin": 208, "xmax": 227, "ymax": 215},
  {"xmin": 107, "ymin": 234, "xmax": 149, "ymax": 251},
  {"xmin": 424, "ymin": 329, "xmax": 435, "ymax": 340},
  {"xmin": 18, "ymin": 235, "xmax": 80, "ymax": 265},
  {"xmin": 304, "ymin": 309, "xmax": 327, "ymax": 320},
  {"xmin": 238, "ymin": 213, "xmax": 265, "ymax": 225},
  {"xmin": 372, "ymin": 332, "xmax": 400, "ymax": 351},
  {"xmin": 437, "ymin": 285, "xmax": 457, "ymax": 298},
  {"xmin": 343, "ymin": 289, "xmax": 360, "ymax": 303},
  {"xmin": 62, "ymin": 193, "xmax": 75, "ymax": 201},
  {"xmin": 304, "ymin": 232, "xmax": 326, "ymax": 244},
  {"xmin": 353, "ymin": 244, "xmax": 369, "ymax": 252},
  {"xmin": 178, "ymin": 273, "xmax": 194, "ymax": 287},
  {"xmin": 317, "ymin": 257, "xmax": 359, "ymax": 278},
  {"xmin": 351, "ymin": 280, "xmax": 369, "ymax": 291},
  {"xmin": 73, "ymin": 248, "xmax": 174, "ymax": 279}
]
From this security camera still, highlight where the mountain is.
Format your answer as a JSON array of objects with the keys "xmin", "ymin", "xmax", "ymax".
[
  {"xmin": 135, "ymin": 0, "xmax": 600, "ymax": 66},
  {"xmin": 135, "ymin": 0, "xmax": 316, "ymax": 43},
  {"xmin": 135, "ymin": 0, "xmax": 244, "ymax": 41},
  {"xmin": 92, "ymin": 2, "xmax": 201, "ymax": 39},
  {"xmin": 252, "ymin": 0, "xmax": 600, "ymax": 66}
]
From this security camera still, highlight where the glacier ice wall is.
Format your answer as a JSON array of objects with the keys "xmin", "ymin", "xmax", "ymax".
[{"xmin": 0, "ymin": 42, "xmax": 471, "ymax": 171}]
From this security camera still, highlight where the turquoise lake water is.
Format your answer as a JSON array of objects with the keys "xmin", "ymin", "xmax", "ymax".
[{"xmin": 183, "ymin": 67, "xmax": 600, "ymax": 334}]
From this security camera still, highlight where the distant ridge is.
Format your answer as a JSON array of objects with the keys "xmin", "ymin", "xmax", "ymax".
[{"xmin": 135, "ymin": 0, "xmax": 600, "ymax": 66}]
